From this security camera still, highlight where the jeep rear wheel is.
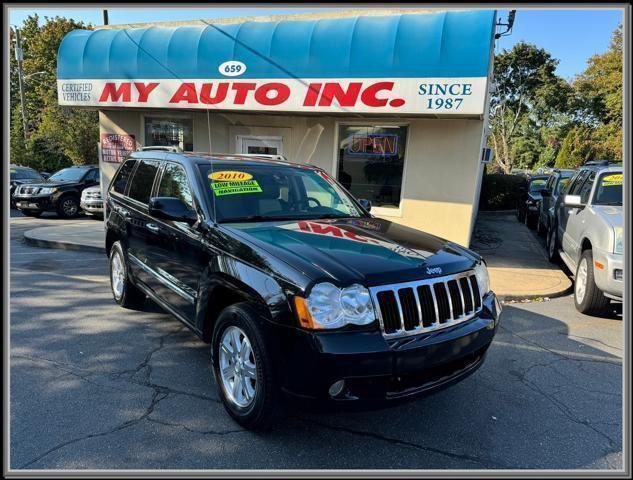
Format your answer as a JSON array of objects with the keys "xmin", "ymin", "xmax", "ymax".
[
  {"xmin": 109, "ymin": 241, "xmax": 146, "ymax": 309},
  {"xmin": 212, "ymin": 302, "xmax": 280, "ymax": 430},
  {"xmin": 574, "ymin": 250, "xmax": 610, "ymax": 316}
]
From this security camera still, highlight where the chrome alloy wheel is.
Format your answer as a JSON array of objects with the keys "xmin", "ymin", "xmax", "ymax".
[
  {"xmin": 62, "ymin": 198, "xmax": 78, "ymax": 216},
  {"xmin": 575, "ymin": 257, "xmax": 588, "ymax": 304},
  {"xmin": 219, "ymin": 326, "xmax": 257, "ymax": 408},
  {"xmin": 111, "ymin": 251, "xmax": 125, "ymax": 300}
]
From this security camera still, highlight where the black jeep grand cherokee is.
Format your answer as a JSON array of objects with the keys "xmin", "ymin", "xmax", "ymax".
[{"xmin": 106, "ymin": 151, "xmax": 501, "ymax": 429}]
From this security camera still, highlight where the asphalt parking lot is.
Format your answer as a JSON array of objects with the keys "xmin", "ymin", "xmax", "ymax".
[{"xmin": 9, "ymin": 212, "xmax": 623, "ymax": 470}]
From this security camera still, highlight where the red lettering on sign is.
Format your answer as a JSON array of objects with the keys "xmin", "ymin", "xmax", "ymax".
[
  {"xmin": 303, "ymin": 83, "xmax": 322, "ymax": 106},
  {"xmin": 254, "ymin": 83, "xmax": 290, "ymax": 106},
  {"xmin": 360, "ymin": 82, "xmax": 393, "ymax": 107},
  {"xmin": 99, "ymin": 83, "xmax": 131, "ymax": 102},
  {"xmin": 232, "ymin": 83, "xmax": 257, "ymax": 104},
  {"xmin": 200, "ymin": 83, "xmax": 229, "ymax": 104},
  {"xmin": 134, "ymin": 82, "xmax": 159, "ymax": 102},
  {"xmin": 318, "ymin": 83, "xmax": 362, "ymax": 107},
  {"xmin": 169, "ymin": 83, "xmax": 199, "ymax": 103}
]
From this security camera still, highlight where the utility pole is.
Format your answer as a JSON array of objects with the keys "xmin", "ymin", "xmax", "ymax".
[{"xmin": 14, "ymin": 28, "xmax": 28, "ymax": 143}]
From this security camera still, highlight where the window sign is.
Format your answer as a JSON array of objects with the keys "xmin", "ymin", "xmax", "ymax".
[
  {"xmin": 337, "ymin": 125, "xmax": 407, "ymax": 209},
  {"xmin": 144, "ymin": 117, "xmax": 193, "ymax": 151},
  {"xmin": 100, "ymin": 133, "xmax": 136, "ymax": 163}
]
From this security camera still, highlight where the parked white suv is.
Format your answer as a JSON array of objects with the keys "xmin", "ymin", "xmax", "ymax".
[
  {"xmin": 80, "ymin": 185, "xmax": 104, "ymax": 219},
  {"xmin": 548, "ymin": 161, "xmax": 623, "ymax": 315}
]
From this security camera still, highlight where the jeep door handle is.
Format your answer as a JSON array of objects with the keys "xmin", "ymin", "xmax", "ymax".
[{"xmin": 146, "ymin": 223, "xmax": 160, "ymax": 233}]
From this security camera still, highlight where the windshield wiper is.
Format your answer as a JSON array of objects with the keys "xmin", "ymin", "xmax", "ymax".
[{"xmin": 219, "ymin": 215, "xmax": 297, "ymax": 223}]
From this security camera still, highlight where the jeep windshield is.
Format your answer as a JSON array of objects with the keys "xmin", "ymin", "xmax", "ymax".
[
  {"xmin": 49, "ymin": 167, "xmax": 87, "ymax": 183},
  {"xmin": 198, "ymin": 163, "xmax": 365, "ymax": 223},
  {"xmin": 593, "ymin": 172, "xmax": 622, "ymax": 206}
]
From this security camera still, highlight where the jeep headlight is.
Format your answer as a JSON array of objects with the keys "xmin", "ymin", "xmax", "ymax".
[
  {"xmin": 39, "ymin": 187, "xmax": 57, "ymax": 194},
  {"xmin": 614, "ymin": 227, "xmax": 623, "ymax": 254},
  {"xmin": 294, "ymin": 282, "xmax": 375, "ymax": 329},
  {"xmin": 474, "ymin": 261, "xmax": 490, "ymax": 295}
]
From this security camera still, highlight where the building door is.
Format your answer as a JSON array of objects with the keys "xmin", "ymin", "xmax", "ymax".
[{"xmin": 236, "ymin": 135, "xmax": 283, "ymax": 155}]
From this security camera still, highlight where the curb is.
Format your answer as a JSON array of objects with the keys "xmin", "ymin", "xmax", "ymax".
[
  {"xmin": 24, "ymin": 230, "xmax": 105, "ymax": 254},
  {"xmin": 497, "ymin": 285, "xmax": 574, "ymax": 303}
]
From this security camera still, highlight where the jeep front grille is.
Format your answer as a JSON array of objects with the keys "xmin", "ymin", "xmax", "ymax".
[{"xmin": 370, "ymin": 271, "xmax": 482, "ymax": 338}]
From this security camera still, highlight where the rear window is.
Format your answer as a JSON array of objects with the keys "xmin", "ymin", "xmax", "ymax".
[
  {"xmin": 594, "ymin": 172, "xmax": 622, "ymax": 206},
  {"xmin": 128, "ymin": 160, "xmax": 160, "ymax": 205},
  {"xmin": 529, "ymin": 178, "xmax": 547, "ymax": 192},
  {"xmin": 111, "ymin": 160, "xmax": 137, "ymax": 195}
]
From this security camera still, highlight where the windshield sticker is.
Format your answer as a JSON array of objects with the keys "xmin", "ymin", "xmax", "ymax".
[
  {"xmin": 10, "ymin": 168, "xmax": 16, "ymax": 173},
  {"xmin": 211, "ymin": 180, "xmax": 262, "ymax": 196},
  {"xmin": 208, "ymin": 171, "xmax": 253, "ymax": 182},
  {"xmin": 602, "ymin": 174, "xmax": 622, "ymax": 186}
]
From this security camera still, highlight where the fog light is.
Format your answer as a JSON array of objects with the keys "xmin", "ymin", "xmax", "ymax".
[
  {"xmin": 328, "ymin": 380, "xmax": 346, "ymax": 398},
  {"xmin": 614, "ymin": 269, "xmax": 623, "ymax": 281}
]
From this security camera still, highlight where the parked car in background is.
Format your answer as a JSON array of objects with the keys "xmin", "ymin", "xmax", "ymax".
[
  {"xmin": 80, "ymin": 185, "xmax": 104, "ymax": 219},
  {"xmin": 537, "ymin": 169, "xmax": 575, "ymax": 236},
  {"xmin": 516, "ymin": 175, "xmax": 549, "ymax": 229},
  {"xmin": 105, "ymin": 152, "xmax": 501, "ymax": 429},
  {"xmin": 13, "ymin": 165, "xmax": 100, "ymax": 218},
  {"xmin": 548, "ymin": 161, "xmax": 623, "ymax": 315},
  {"xmin": 9, "ymin": 165, "xmax": 45, "ymax": 209}
]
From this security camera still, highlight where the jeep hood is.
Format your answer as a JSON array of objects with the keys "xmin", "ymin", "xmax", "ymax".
[{"xmin": 221, "ymin": 217, "xmax": 480, "ymax": 286}]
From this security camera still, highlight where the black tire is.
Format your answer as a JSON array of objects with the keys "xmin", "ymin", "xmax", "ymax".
[
  {"xmin": 517, "ymin": 206, "xmax": 525, "ymax": 223},
  {"xmin": 547, "ymin": 224, "xmax": 560, "ymax": 263},
  {"xmin": 574, "ymin": 249, "xmax": 610, "ymax": 316},
  {"xmin": 21, "ymin": 210, "xmax": 42, "ymax": 218},
  {"xmin": 212, "ymin": 302, "xmax": 280, "ymax": 431},
  {"xmin": 536, "ymin": 217, "xmax": 545, "ymax": 237},
  {"xmin": 57, "ymin": 195, "xmax": 80, "ymax": 218},
  {"xmin": 109, "ymin": 241, "xmax": 146, "ymax": 309},
  {"xmin": 525, "ymin": 212, "xmax": 536, "ymax": 230}
]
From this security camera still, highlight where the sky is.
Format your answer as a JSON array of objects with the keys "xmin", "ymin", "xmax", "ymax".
[{"xmin": 8, "ymin": 6, "xmax": 623, "ymax": 80}]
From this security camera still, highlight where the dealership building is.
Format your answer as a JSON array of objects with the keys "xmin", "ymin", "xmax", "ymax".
[{"xmin": 57, "ymin": 9, "xmax": 497, "ymax": 246}]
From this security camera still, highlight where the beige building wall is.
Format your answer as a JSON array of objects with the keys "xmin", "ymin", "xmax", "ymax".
[{"xmin": 99, "ymin": 110, "xmax": 484, "ymax": 246}]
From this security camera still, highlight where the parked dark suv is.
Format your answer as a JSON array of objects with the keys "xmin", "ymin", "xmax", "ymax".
[
  {"xmin": 105, "ymin": 152, "xmax": 501, "ymax": 429},
  {"xmin": 9, "ymin": 165, "xmax": 45, "ymax": 209},
  {"xmin": 13, "ymin": 165, "xmax": 100, "ymax": 218}
]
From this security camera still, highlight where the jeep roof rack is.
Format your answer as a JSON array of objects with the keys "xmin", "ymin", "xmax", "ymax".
[
  {"xmin": 583, "ymin": 160, "xmax": 615, "ymax": 166},
  {"xmin": 231, "ymin": 153, "xmax": 288, "ymax": 162},
  {"xmin": 140, "ymin": 146, "xmax": 183, "ymax": 153}
]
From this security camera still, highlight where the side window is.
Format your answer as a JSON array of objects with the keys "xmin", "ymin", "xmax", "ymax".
[
  {"xmin": 157, "ymin": 163, "xmax": 194, "ymax": 209},
  {"xmin": 128, "ymin": 160, "xmax": 160, "ymax": 205},
  {"xmin": 85, "ymin": 169, "xmax": 99, "ymax": 182},
  {"xmin": 569, "ymin": 170, "xmax": 589, "ymax": 195},
  {"xmin": 111, "ymin": 160, "xmax": 136, "ymax": 195},
  {"xmin": 579, "ymin": 172, "xmax": 596, "ymax": 204}
]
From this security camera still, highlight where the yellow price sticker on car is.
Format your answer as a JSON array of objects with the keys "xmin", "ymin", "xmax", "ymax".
[
  {"xmin": 10, "ymin": 168, "xmax": 16, "ymax": 173},
  {"xmin": 210, "ymin": 180, "xmax": 262, "ymax": 196},
  {"xmin": 208, "ymin": 171, "xmax": 253, "ymax": 182},
  {"xmin": 602, "ymin": 174, "xmax": 622, "ymax": 186}
]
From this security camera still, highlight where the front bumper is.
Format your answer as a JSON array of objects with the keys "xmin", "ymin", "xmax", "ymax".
[
  {"xmin": 13, "ymin": 194, "xmax": 55, "ymax": 212},
  {"xmin": 592, "ymin": 248, "xmax": 623, "ymax": 300},
  {"xmin": 80, "ymin": 200, "xmax": 104, "ymax": 214},
  {"xmin": 276, "ymin": 291, "xmax": 501, "ymax": 403}
]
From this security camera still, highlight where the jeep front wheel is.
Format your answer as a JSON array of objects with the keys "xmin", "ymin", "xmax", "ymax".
[
  {"xmin": 109, "ymin": 241, "xmax": 146, "ymax": 309},
  {"xmin": 212, "ymin": 302, "xmax": 280, "ymax": 430},
  {"xmin": 574, "ymin": 250, "xmax": 610, "ymax": 316}
]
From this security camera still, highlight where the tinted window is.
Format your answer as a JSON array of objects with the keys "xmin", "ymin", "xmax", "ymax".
[
  {"xmin": 128, "ymin": 160, "xmax": 159, "ymax": 204},
  {"xmin": 85, "ymin": 169, "xmax": 100, "ymax": 183},
  {"xmin": 593, "ymin": 172, "xmax": 622, "ymax": 206},
  {"xmin": 10, "ymin": 168, "xmax": 43, "ymax": 181},
  {"xmin": 555, "ymin": 177, "xmax": 570, "ymax": 195},
  {"xmin": 157, "ymin": 163, "xmax": 193, "ymax": 209},
  {"xmin": 49, "ymin": 167, "xmax": 89, "ymax": 182},
  {"xmin": 529, "ymin": 178, "xmax": 547, "ymax": 193},
  {"xmin": 111, "ymin": 160, "xmax": 137, "ymax": 195},
  {"xmin": 569, "ymin": 170, "xmax": 589, "ymax": 195},
  {"xmin": 579, "ymin": 172, "xmax": 596, "ymax": 204}
]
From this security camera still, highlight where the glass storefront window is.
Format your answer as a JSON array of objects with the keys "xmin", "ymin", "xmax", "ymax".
[
  {"xmin": 144, "ymin": 117, "xmax": 193, "ymax": 151},
  {"xmin": 337, "ymin": 125, "xmax": 407, "ymax": 208}
]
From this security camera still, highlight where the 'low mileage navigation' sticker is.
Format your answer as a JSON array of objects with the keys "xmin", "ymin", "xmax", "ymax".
[{"xmin": 208, "ymin": 171, "xmax": 262, "ymax": 196}]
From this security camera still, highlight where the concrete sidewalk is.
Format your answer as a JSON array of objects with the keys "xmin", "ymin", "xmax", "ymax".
[
  {"xmin": 471, "ymin": 211, "xmax": 572, "ymax": 300},
  {"xmin": 23, "ymin": 221, "xmax": 105, "ymax": 253},
  {"xmin": 21, "ymin": 212, "xmax": 572, "ymax": 300}
]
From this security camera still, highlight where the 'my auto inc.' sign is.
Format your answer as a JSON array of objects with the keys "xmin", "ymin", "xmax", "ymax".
[{"xmin": 58, "ymin": 78, "xmax": 487, "ymax": 115}]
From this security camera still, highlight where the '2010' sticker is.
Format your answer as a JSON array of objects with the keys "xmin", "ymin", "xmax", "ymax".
[
  {"xmin": 208, "ymin": 170, "xmax": 261, "ymax": 196},
  {"xmin": 602, "ymin": 174, "xmax": 622, "ymax": 187}
]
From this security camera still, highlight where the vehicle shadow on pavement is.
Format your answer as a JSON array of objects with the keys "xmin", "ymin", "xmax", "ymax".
[{"xmin": 10, "ymin": 259, "xmax": 622, "ymax": 469}]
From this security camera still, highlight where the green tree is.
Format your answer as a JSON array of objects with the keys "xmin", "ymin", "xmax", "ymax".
[
  {"xmin": 10, "ymin": 15, "xmax": 98, "ymax": 168},
  {"xmin": 489, "ymin": 42, "xmax": 573, "ymax": 173}
]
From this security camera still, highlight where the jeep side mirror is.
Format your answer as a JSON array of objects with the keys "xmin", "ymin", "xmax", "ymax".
[
  {"xmin": 358, "ymin": 198, "xmax": 372, "ymax": 212},
  {"xmin": 564, "ymin": 194, "xmax": 584, "ymax": 208},
  {"xmin": 149, "ymin": 197, "xmax": 197, "ymax": 224}
]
